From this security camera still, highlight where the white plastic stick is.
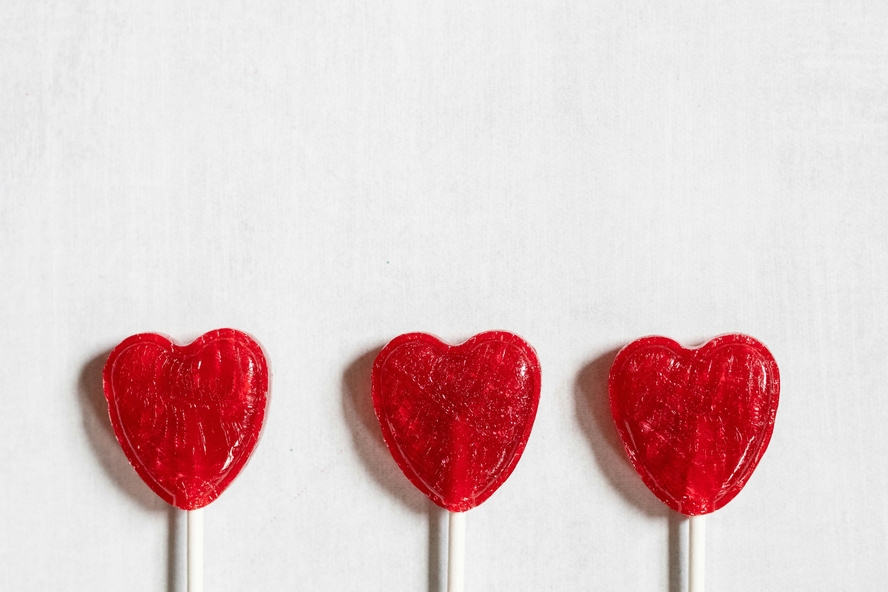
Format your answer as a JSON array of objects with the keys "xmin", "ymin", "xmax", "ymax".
[
  {"xmin": 689, "ymin": 514, "xmax": 705, "ymax": 592},
  {"xmin": 447, "ymin": 510, "xmax": 466, "ymax": 592},
  {"xmin": 188, "ymin": 508, "xmax": 204, "ymax": 592}
]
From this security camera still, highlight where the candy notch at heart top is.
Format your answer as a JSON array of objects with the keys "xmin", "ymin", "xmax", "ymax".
[
  {"xmin": 103, "ymin": 329, "xmax": 269, "ymax": 510},
  {"xmin": 372, "ymin": 332, "xmax": 541, "ymax": 512},
  {"xmin": 609, "ymin": 334, "xmax": 779, "ymax": 516}
]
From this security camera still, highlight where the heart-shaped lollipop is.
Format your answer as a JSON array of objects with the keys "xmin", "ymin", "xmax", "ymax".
[
  {"xmin": 371, "ymin": 332, "xmax": 541, "ymax": 512},
  {"xmin": 103, "ymin": 329, "xmax": 269, "ymax": 510},
  {"xmin": 609, "ymin": 334, "xmax": 779, "ymax": 515}
]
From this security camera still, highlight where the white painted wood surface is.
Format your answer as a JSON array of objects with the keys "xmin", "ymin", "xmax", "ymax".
[{"xmin": 1, "ymin": 1, "xmax": 887, "ymax": 590}]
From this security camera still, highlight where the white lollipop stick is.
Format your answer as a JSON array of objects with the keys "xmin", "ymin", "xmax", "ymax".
[
  {"xmin": 447, "ymin": 511, "xmax": 466, "ymax": 592},
  {"xmin": 689, "ymin": 514, "xmax": 705, "ymax": 592},
  {"xmin": 188, "ymin": 508, "xmax": 204, "ymax": 592}
]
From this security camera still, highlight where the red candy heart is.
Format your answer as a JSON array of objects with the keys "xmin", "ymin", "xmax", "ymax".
[
  {"xmin": 103, "ymin": 329, "xmax": 269, "ymax": 510},
  {"xmin": 371, "ymin": 332, "xmax": 541, "ymax": 512},
  {"xmin": 609, "ymin": 334, "xmax": 779, "ymax": 515}
]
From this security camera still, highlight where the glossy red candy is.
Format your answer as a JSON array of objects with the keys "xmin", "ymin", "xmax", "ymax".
[
  {"xmin": 103, "ymin": 329, "xmax": 269, "ymax": 510},
  {"xmin": 609, "ymin": 334, "xmax": 779, "ymax": 515},
  {"xmin": 371, "ymin": 332, "xmax": 541, "ymax": 512}
]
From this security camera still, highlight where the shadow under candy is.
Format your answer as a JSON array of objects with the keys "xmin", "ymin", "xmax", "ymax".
[
  {"xmin": 342, "ymin": 346, "xmax": 448, "ymax": 591},
  {"xmin": 575, "ymin": 347, "xmax": 684, "ymax": 592},
  {"xmin": 341, "ymin": 346, "xmax": 429, "ymax": 514},
  {"xmin": 78, "ymin": 348, "xmax": 182, "ymax": 592}
]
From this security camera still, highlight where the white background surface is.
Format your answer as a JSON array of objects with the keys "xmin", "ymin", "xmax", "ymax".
[{"xmin": 1, "ymin": 1, "xmax": 887, "ymax": 590}]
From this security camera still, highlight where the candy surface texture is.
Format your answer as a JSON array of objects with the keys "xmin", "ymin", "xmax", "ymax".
[
  {"xmin": 103, "ymin": 329, "xmax": 269, "ymax": 510},
  {"xmin": 609, "ymin": 334, "xmax": 779, "ymax": 515},
  {"xmin": 372, "ymin": 332, "xmax": 541, "ymax": 512}
]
